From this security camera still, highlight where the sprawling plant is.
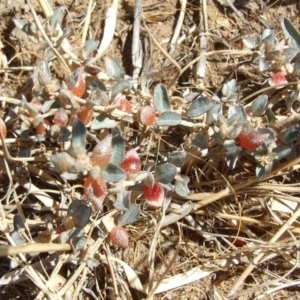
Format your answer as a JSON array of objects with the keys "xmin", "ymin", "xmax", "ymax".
[{"xmin": 3, "ymin": 10, "xmax": 300, "ymax": 252}]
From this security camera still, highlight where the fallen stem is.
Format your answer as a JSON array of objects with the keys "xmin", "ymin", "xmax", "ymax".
[{"xmin": 95, "ymin": 0, "xmax": 119, "ymax": 60}]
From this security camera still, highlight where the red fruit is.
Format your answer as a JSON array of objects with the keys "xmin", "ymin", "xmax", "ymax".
[
  {"xmin": 109, "ymin": 226, "xmax": 129, "ymax": 248},
  {"xmin": 76, "ymin": 106, "xmax": 93, "ymax": 125},
  {"xmin": 35, "ymin": 119, "xmax": 51, "ymax": 135},
  {"xmin": 84, "ymin": 65, "xmax": 101, "ymax": 76},
  {"xmin": 84, "ymin": 176, "xmax": 108, "ymax": 211},
  {"xmin": 114, "ymin": 95, "xmax": 132, "ymax": 113},
  {"xmin": 53, "ymin": 107, "xmax": 69, "ymax": 126},
  {"xmin": 268, "ymin": 71, "xmax": 288, "ymax": 87},
  {"xmin": 56, "ymin": 225, "xmax": 67, "ymax": 234},
  {"xmin": 231, "ymin": 238, "xmax": 246, "ymax": 247},
  {"xmin": 0, "ymin": 117, "xmax": 7, "ymax": 138},
  {"xmin": 143, "ymin": 182, "xmax": 164, "ymax": 207},
  {"xmin": 237, "ymin": 131, "xmax": 269, "ymax": 150},
  {"xmin": 139, "ymin": 105, "xmax": 156, "ymax": 125},
  {"xmin": 120, "ymin": 149, "xmax": 141, "ymax": 176},
  {"xmin": 67, "ymin": 68, "xmax": 86, "ymax": 97},
  {"xmin": 90, "ymin": 135, "xmax": 112, "ymax": 167}
]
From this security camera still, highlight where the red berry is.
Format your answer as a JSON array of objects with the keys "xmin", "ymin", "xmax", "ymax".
[
  {"xmin": 143, "ymin": 182, "xmax": 164, "ymax": 207},
  {"xmin": 231, "ymin": 238, "xmax": 246, "ymax": 247},
  {"xmin": 67, "ymin": 68, "xmax": 86, "ymax": 97},
  {"xmin": 56, "ymin": 225, "xmax": 67, "ymax": 234},
  {"xmin": 237, "ymin": 131, "xmax": 269, "ymax": 150},
  {"xmin": 35, "ymin": 119, "xmax": 51, "ymax": 135},
  {"xmin": 90, "ymin": 135, "xmax": 112, "ymax": 167},
  {"xmin": 53, "ymin": 107, "xmax": 69, "ymax": 126},
  {"xmin": 269, "ymin": 71, "xmax": 288, "ymax": 87},
  {"xmin": 139, "ymin": 105, "xmax": 156, "ymax": 125},
  {"xmin": 114, "ymin": 95, "xmax": 132, "ymax": 113},
  {"xmin": 76, "ymin": 106, "xmax": 93, "ymax": 125},
  {"xmin": 84, "ymin": 176, "xmax": 108, "ymax": 211},
  {"xmin": 84, "ymin": 65, "xmax": 101, "ymax": 76},
  {"xmin": 0, "ymin": 117, "xmax": 7, "ymax": 138},
  {"xmin": 120, "ymin": 149, "xmax": 141, "ymax": 175},
  {"xmin": 109, "ymin": 226, "xmax": 129, "ymax": 248}
]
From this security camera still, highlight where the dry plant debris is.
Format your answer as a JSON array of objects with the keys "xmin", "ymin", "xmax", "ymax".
[{"xmin": 1, "ymin": 0, "xmax": 300, "ymax": 299}]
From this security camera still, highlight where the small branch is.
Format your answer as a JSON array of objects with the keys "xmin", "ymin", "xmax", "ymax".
[
  {"xmin": 195, "ymin": 0, "xmax": 208, "ymax": 83},
  {"xmin": 81, "ymin": 0, "xmax": 94, "ymax": 47},
  {"xmin": 0, "ymin": 243, "xmax": 71, "ymax": 256},
  {"xmin": 132, "ymin": 0, "xmax": 143, "ymax": 78},
  {"xmin": 168, "ymin": 0, "xmax": 186, "ymax": 56},
  {"xmin": 95, "ymin": 0, "xmax": 119, "ymax": 60}
]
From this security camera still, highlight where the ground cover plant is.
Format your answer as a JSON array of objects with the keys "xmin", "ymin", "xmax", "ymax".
[{"xmin": 0, "ymin": 0, "xmax": 300, "ymax": 299}]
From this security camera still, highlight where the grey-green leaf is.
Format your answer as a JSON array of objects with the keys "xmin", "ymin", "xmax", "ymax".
[
  {"xmin": 56, "ymin": 28, "xmax": 73, "ymax": 47},
  {"xmin": 89, "ymin": 77, "xmax": 107, "ymax": 92},
  {"xmin": 226, "ymin": 145, "xmax": 242, "ymax": 169},
  {"xmin": 251, "ymin": 95, "xmax": 268, "ymax": 116},
  {"xmin": 13, "ymin": 215, "xmax": 25, "ymax": 231},
  {"xmin": 57, "ymin": 127, "xmax": 71, "ymax": 142},
  {"xmin": 13, "ymin": 18, "xmax": 27, "ymax": 31},
  {"xmin": 68, "ymin": 200, "xmax": 87, "ymax": 215},
  {"xmin": 243, "ymin": 38, "xmax": 256, "ymax": 50},
  {"xmin": 41, "ymin": 100, "xmax": 55, "ymax": 114},
  {"xmin": 154, "ymin": 163, "xmax": 177, "ymax": 184},
  {"xmin": 156, "ymin": 111, "xmax": 182, "ymax": 126},
  {"xmin": 206, "ymin": 104, "xmax": 222, "ymax": 125},
  {"xmin": 73, "ymin": 205, "xmax": 91, "ymax": 229},
  {"xmin": 110, "ymin": 134, "xmax": 125, "ymax": 165},
  {"xmin": 167, "ymin": 151, "xmax": 186, "ymax": 168},
  {"xmin": 111, "ymin": 80, "xmax": 131, "ymax": 101},
  {"xmin": 118, "ymin": 204, "xmax": 141, "ymax": 226},
  {"xmin": 279, "ymin": 124, "xmax": 300, "ymax": 143},
  {"xmin": 282, "ymin": 18, "xmax": 300, "ymax": 49},
  {"xmin": 84, "ymin": 39, "xmax": 99, "ymax": 57},
  {"xmin": 222, "ymin": 79, "xmax": 236, "ymax": 97},
  {"xmin": 187, "ymin": 96, "xmax": 214, "ymax": 118},
  {"xmin": 228, "ymin": 104, "xmax": 247, "ymax": 122},
  {"xmin": 283, "ymin": 47, "xmax": 298, "ymax": 61},
  {"xmin": 272, "ymin": 145, "xmax": 292, "ymax": 160},
  {"xmin": 258, "ymin": 128, "xmax": 277, "ymax": 145},
  {"xmin": 101, "ymin": 163, "xmax": 126, "ymax": 182},
  {"xmin": 259, "ymin": 58, "xmax": 272, "ymax": 72},
  {"xmin": 11, "ymin": 231, "xmax": 26, "ymax": 246},
  {"xmin": 70, "ymin": 237, "xmax": 86, "ymax": 253},
  {"xmin": 50, "ymin": 6, "xmax": 65, "ymax": 29},
  {"xmin": 191, "ymin": 133, "xmax": 207, "ymax": 149},
  {"xmin": 69, "ymin": 119, "xmax": 86, "ymax": 157},
  {"xmin": 114, "ymin": 191, "xmax": 131, "ymax": 211},
  {"xmin": 174, "ymin": 175, "xmax": 190, "ymax": 197},
  {"xmin": 153, "ymin": 84, "xmax": 171, "ymax": 113},
  {"xmin": 105, "ymin": 57, "xmax": 125, "ymax": 81},
  {"xmin": 256, "ymin": 163, "xmax": 273, "ymax": 181}
]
